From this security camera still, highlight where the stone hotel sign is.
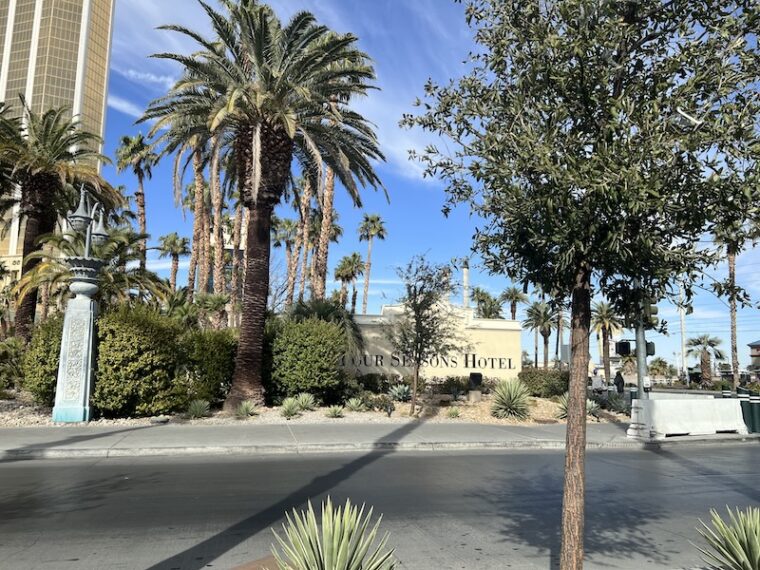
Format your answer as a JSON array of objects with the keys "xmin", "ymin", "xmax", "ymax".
[{"xmin": 344, "ymin": 304, "xmax": 522, "ymax": 380}]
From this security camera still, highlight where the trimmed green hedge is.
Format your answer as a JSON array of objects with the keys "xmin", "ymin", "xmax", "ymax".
[
  {"xmin": 518, "ymin": 368, "xmax": 569, "ymax": 398},
  {"xmin": 21, "ymin": 315, "xmax": 64, "ymax": 406},
  {"xmin": 271, "ymin": 318, "xmax": 348, "ymax": 404},
  {"xmin": 180, "ymin": 328, "xmax": 238, "ymax": 403}
]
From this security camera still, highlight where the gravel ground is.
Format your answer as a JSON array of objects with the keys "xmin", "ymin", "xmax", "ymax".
[{"xmin": 0, "ymin": 390, "xmax": 626, "ymax": 428}]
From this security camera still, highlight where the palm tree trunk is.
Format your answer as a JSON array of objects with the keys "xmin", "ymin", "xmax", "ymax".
[
  {"xmin": 560, "ymin": 264, "xmax": 591, "ymax": 570},
  {"xmin": 510, "ymin": 301, "xmax": 517, "ymax": 321},
  {"xmin": 199, "ymin": 203, "xmax": 211, "ymax": 294},
  {"xmin": 534, "ymin": 329, "xmax": 538, "ymax": 368},
  {"xmin": 299, "ymin": 245, "xmax": 310, "ymax": 301},
  {"xmin": 362, "ymin": 237, "xmax": 373, "ymax": 314},
  {"xmin": 170, "ymin": 254, "xmax": 179, "ymax": 291},
  {"xmin": 135, "ymin": 172, "xmax": 147, "ymax": 272},
  {"xmin": 297, "ymin": 181, "xmax": 312, "ymax": 303},
  {"xmin": 230, "ymin": 202, "xmax": 243, "ymax": 315},
  {"xmin": 286, "ymin": 237, "xmax": 301, "ymax": 308},
  {"xmin": 187, "ymin": 150, "xmax": 205, "ymax": 300},
  {"xmin": 555, "ymin": 306, "xmax": 563, "ymax": 369},
  {"xmin": 701, "ymin": 350, "xmax": 711, "ymax": 386},
  {"xmin": 543, "ymin": 332, "xmax": 550, "ymax": 369},
  {"xmin": 351, "ymin": 281, "xmax": 358, "ymax": 315},
  {"xmin": 602, "ymin": 327, "xmax": 611, "ymax": 384},
  {"xmin": 340, "ymin": 282, "xmax": 348, "ymax": 307},
  {"xmin": 39, "ymin": 283, "xmax": 50, "ymax": 322},
  {"xmin": 210, "ymin": 140, "xmax": 226, "ymax": 296},
  {"xmin": 728, "ymin": 248, "xmax": 739, "ymax": 388},
  {"xmin": 313, "ymin": 167, "xmax": 335, "ymax": 299},
  {"xmin": 241, "ymin": 208, "xmax": 250, "ymax": 297}
]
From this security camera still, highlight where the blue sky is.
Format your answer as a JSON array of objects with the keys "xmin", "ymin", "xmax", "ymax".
[{"xmin": 103, "ymin": 0, "xmax": 760, "ymax": 369}]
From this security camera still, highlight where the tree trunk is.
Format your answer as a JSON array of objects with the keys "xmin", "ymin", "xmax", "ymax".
[
  {"xmin": 340, "ymin": 282, "xmax": 348, "ymax": 307},
  {"xmin": 187, "ymin": 150, "xmax": 205, "ymax": 301},
  {"xmin": 410, "ymin": 364, "xmax": 419, "ymax": 416},
  {"xmin": 199, "ymin": 201, "xmax": 211, "ymax": 295},
  {"xmin": 560, "ymin": 264, "xmax": 591, "ymax": 570},
  {"xmin": 170, "ymin": 255, "xmax": 179, "ymax": 291},
  {"xmin": 602, "ymin": 327, "xmax": 611, "ymax": 384},
  {"xmin": 297, "ymin": 181, "xmax": 312, "ymax": 303},
  {"xmin": 313, "ymin": 167, "xmax": 335, "ymax": 299},
  {"xmin": 39, "ymin": 283, "xmax": 50, "ymax": 322},
  {"xmin": 210, "ymin": 140, "xmax": 226, "ymax": 296},
  {"xmin": 286, "ymin": 238, "xmax": 301, "ymax": 308},
  {"xmin": 362, "ymin": 237, "xmax": 373, "ymax": 314},
  {"xmin": 351, "ymin": 281, "xmax": 358, "ymax": 315},
  {"xmin": 728, "ymin": 248, "xmax": 739, "ymax": 389},
  {"xmin": 299, "ymin": 245, "xmax": 310, "ymax": 302},
  {"xmin": 556, "ymin": 306, "xmax": 564, "ymax": 369},
  {"xmin": 534, "ymin": 329, "xmax": 539, "ymax": 368},
  {"xmin": 510, "ymin": 301, "xmax": 517, "ymax": 321},
  {"xmin": 230, "ymin": 201, "xmax": 243, "ymax": 320},
  {"xmin": 701, "ymin": 350, "xmax": 711, "ymax": 386},
  {"xmin": 135, "ymin": 172, "xmax": 147, "ymax": 272},
  {"xmin": 543, "ymin": 331, "xmax": 550, "ymax": 369}
]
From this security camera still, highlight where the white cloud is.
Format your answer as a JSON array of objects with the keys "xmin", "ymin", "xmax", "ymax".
[
  {"xmin": 113, "ymin": 67, "xmax": 176, "ymax": 90},
  {"xmin": 107, "ymin": 95, "xmax": 143, "ymax": 118}
]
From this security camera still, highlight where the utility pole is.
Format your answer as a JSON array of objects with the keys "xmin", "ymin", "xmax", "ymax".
[{"xmin": 679, "ymin": 284, "xmax": 688, "ymax": 385}]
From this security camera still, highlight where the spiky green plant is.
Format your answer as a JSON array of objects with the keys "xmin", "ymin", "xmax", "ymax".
[
  {"xmin": 281, "ymin": 397, "xmax": 301, "ymax": 419},
  {"xmin": 187, "ymin": 399, "xmax": 210, "ymax": 419},
  {"xmin": 346, "ymin": 398, "xmax": 366, "ymax": 412},
  {"xmin": 447, "ymin": 406, "xmax": 461, "ymax": 419},
  {"xmin": 491, "ymin": 379, "xmax": 531, "ymax": 420},
  {"xmin": 326, "ymin": 405, "xmax": 344, "ymax": 419},
  {"xmin": 605, "ymin": 393, "xmax": 629, "ymax": 415},
  {"xmin": 295, "ymin": 392, "xmax": 317, "ymax": 412},
  {"xmin": 271, "ymin": 497, "xmax": 396, "ymax": 570},
  {"xmin": 556, "ymin": 393, "xmax": 600, "ymax": 420},
  {"xmin": 388, "ymin": 384, "xmax": 411, "ymax": 402},
  {"xmin": 696, "ymin": 507, "xmax": 760, "ymax": 570},
  {"xmin": 235, "ymin": 400, "xmax": 258, "ymax": 419}
]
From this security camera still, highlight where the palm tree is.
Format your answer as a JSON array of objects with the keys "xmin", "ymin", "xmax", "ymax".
[
  {"xmin": 311, "ymin": 210, "xmax": 343, "ymax": 294},
  {"xmin": 591, "ymin": 301, "xmax": 623, "ymax": 384},
  {"xmin": 341, "ymin": 253, "xmax": 365, "ymax": 315},
  {"xmin": 501, "ymin": 286, "xmax": 528, "ymax": 320},
  {"xmin": 116, "ymin": 133, "xmax": 158, "ymax": 272},
  {"xmin": 523, "ymin": 302, "xmax": 555, "ymax": 369},
  {"xmin": 272, "ymin": 217, "xmax": 300, "ymax": 307},
  {"xmin": 648, "ymin": 357, "xmax": 670, "ymax": 379},
  {"xmin": 471, "ymin": 287, "xmax": 504, "ymax": 319},
  {"xmin": 358, "ymin": 213, "xmax": 387, "ymax": 315},
  {"xmin": 158, "ymin": 232, "xmax": 190, "ymax": 291},
  {"xmin": 143, "ymin": 2, "xmax": 383, "ymax": 408},
  {"xmin": 0, "ymin": 97, "xmax": 115, "ymax": 340},
  {"xmin": 334, "ymin": 257, "xmax": 353, "ymax": 308},
  {"xmin": 686, "ymin": 335, "xmax": 725, "ymax": 386}
]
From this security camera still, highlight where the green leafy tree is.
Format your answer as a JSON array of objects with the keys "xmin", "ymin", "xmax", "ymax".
[
  {"xmin": 591, "ymin": 302, "xmax": 623, "ymax": 384},
  {"xmin": 386, "ymin": 256, "xmax": 464, "ymax": 415},
  {"xmin": 501, "ymin": 286, "xmax": 527, "ymax": 321},
  {"xmin": 687, "ymin": 335, "xmax": 726, "ymax": 386},
  {"xmin": 158, "ymin": 232, "xmax": 191, "ymax": 291},
  {"xmin": 523, "ymin": 302, "xmax": 555, "ymax": 370},
  {"xmin": 403, "ymin": 2, "xmax": 758, "ymax": 566},
  {"xmin": 358, "ymin": 213, "xmax": 387, "ymax": 315}
]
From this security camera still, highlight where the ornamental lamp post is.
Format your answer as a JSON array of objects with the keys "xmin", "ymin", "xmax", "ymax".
[{"xmin": 52, "ymin": 186, "xmax": 108, "ymax": 423}]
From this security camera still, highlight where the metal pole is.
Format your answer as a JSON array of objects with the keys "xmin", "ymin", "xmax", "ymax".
[{"xmin": 635, "ymin": 280, "xmax": 648, "ymax": 400}]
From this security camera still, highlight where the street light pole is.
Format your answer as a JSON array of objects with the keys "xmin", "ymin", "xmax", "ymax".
[{"xmin": 51, "ymin": 186, "xmax": 108, "ymax": 423}]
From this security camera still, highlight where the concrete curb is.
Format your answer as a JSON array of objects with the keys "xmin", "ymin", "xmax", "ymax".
[{"xmin": 2, "ymin": 434, "xmax": 757, "ymax": 461}]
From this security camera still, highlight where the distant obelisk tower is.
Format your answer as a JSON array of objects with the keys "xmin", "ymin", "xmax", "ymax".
[{"xmin": 462, "ymin": 259, "xmax": 470, "ymax": 308}]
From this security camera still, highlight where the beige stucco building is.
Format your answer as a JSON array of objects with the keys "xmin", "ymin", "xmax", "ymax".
[
  {"xmin": 342, "ymin": 303, "xmax": 523, "ymax": 381},
  {"xmin": 0, "ymin": 0, "xmax": 115, "ymax": 279}
]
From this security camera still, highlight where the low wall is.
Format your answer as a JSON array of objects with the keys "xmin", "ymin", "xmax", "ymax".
[{"xmin": 627, "ymin": 398, "xmax": 748, "ymax": 441}]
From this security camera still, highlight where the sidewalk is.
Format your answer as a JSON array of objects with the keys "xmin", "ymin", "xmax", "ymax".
[{"xmin": 2, "ymin": 420, "xmax": 758, "ymax": 461}]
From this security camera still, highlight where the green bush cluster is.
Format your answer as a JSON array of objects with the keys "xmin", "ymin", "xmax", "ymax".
[
  {"xmin": 21, "ymin": 314, "xmax": 64, "ymax": 406},
  {"xmin": 180, "ymin": 328, "xmax": 238, "ymax": 403},
  {"xmin": 518, "ymin": 368, "xmax": 569, "ymax": 398},
  {"xmin": 270, "ymin": 318, "xmax": 348, "ymax": 404}
]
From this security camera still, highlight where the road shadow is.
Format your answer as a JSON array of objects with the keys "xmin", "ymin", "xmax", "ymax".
[
  {"xmin": 144, "ymin": 419, "xmax": 424, "ymax": 570},
  {"xmin": 468, "ymin": 461, "xmax": 675, "ymax": 569},
  {"xmin": 0, "ymin": 425, "xmax": 156, "ymax": 464}
]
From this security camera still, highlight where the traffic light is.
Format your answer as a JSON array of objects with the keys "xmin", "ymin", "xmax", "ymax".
[
  {"xmin": 643, "ymin": 300, "xmax": 659, "ymax": 330},
  {"xmin": 615, "ymin": 341, "xmax": 631, "ymax": 356}
]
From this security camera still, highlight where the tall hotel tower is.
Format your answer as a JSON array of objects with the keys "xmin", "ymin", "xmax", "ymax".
[{"xmin": 0, "ymin": 0, "xmax": 115, "ymax": 278}]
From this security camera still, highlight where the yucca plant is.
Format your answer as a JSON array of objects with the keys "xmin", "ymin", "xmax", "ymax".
[
  {"xmin": 187, "ymin": 399, "xmax": 210, "ymax": 419},
  {"xmin": 346, "ymin": 398, "xmax": 366, "ymax": 412},
  {"xmin": 295, "ymin": 392, "xmax": 317, "ymax": 412},
  {"xmin": 326, "ymin": 405, "xmax": 345, "ymax": 419},
  {"xmin": 491, "ymin": 379, "xmax": 531, "ymax": 420},
  {"xmin": 281, "ymin": 397, "xmax": 301, "ymax": 419},
  {"xmin": 271, "ymin": 497, "xmax": 396, "ymax": 570},
  {"xmin": 696, "ymin": 507, "xmax": 760, "ymax": 570},
  {"xmin": 447, "ymin": 406, "xmax": 461, "ymax": 419},
  {"xmin": 235, "ymin": 400, "xmax": 259, "ymax": 419},
  {"xmin": 556, "ymin": 393, "xmax": 600, "ymax": 420},
  {"xmin": 388, "ymin": 384, "xmax": 411, "ymax": 402}
]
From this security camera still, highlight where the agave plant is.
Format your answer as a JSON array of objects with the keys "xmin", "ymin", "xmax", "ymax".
[
  {"xmin": 235, "ymin": 400, "xmax": 258, "ymax": 419},
  {"xmin": 187, "ymin": 399, "xmax": 210, "ymax": 419},
  {"xmin": 345, "ymin": 397, "xmax": 366, "ymax": 412},
  {"xmin": 326, "ymin": 405, "xmax": 344, "ymax": 419},
  {"xmin": 281, "ymin": 397, "xmax": 301, "ymax": 419},
  {"xmin": 447, "ymin": 406, "xmax": 461, "ymax": 419},
  {"xmin": 388, "ymin": 384, "xmax": 411, "ymax": 402},
  {"xmin": 295, "ymin": 392, "xmax": 317, "ymax": 412},
  {"xmin": 272, "ymin": 497, "xmax": 396, "ymax": 570},
  {"xmin": 491, "ymin": 379, "xmax": 531, "ymax": 420},
  {"xmin": 556, "ymin": 393, "xmax": 600, "ymax": 420},
  {"xmin": 696, "ymin": 507, "xmax": 760, "ymax": 570}
]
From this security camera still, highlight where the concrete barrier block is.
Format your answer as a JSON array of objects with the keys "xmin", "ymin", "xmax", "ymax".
[{"xmin": 627, "ymin": 398, "xmax": 748, "ymax": 441}]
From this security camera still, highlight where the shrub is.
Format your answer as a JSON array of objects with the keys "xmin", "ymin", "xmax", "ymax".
[
  {"xmin": 0, "ymin": 389, "xmax": 14, "ymax": 400},
  {"xmin": 518, "ymin": 369, "xmax": 569, "ymax": 398},
  {"xmin": 604, "ymin": 393, "xmax": 629, "ymax": 415},
  {"xmin": 180, "ymin": 328, "xmax": 237, "ymax": 404},
  {"xmin": 346, "ymin": 397, "xmax": 366, "ymax": 412},
  {"xmin": 388, "ymin": 383, "xmax": 411, "ymax": 402},
  {"xmin": 696, "ymin": 507, "xmax": 760, "ymax": 570},
  {"xmin": 745, "ymin": 381, "xmax": 760, "ymax": 395},
  {"xmin": 235, "ymin": 400, "xmax": 258, "ymax": 419},
  {"xmin": 187, "ymin": 399, "xmax": 210, "ymax": 418},
  {"xmin": 368, "ymin": 394, "xmax": 394, "ymax": 415},
  {"xmin": 281, "ymin": 397, "xmax": 301, "ymax": 419},
  {"xmin": 491, "ymin": 380, "xmax": 531, "ymax": 420},
  {"xmin": 447, "ymin": 406, "xmax": 461, "ymax": 419},
  {"xmin": 22, "ymin": 314, "xmax": 64, "ymax": 406},
  {"xmin": 356, "ymin": 373, "xmax": 393, "ymax": 394},
  {"xmin": 326, "ymin": 405, "xmax": 344, "ymax": 418},
  {"xmin": 272, "ymin": 497, "xmax": 396, "ymax": 570},
  {"xmin": 295, "ymin": 392, "xmax": 317, "ymax": 412},
  {"xmin": 0, "ymin": 336, "xmax": 25, "ymax": 390},
  {"xmin": 556, "ymin": 393, "xmax": 600, "ymax": 420},
  {"xmin": 271, "ymin": 318, "xmax": 348, "ymax": 404},
  {"xmin": 93, "ymin": 305, "xmax": 186, "ymax": 418}
]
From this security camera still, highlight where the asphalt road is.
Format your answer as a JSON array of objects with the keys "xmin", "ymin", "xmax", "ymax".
[{"xmin": 2, "ymin": 444, "xmax": 759, "ymax": 570}]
